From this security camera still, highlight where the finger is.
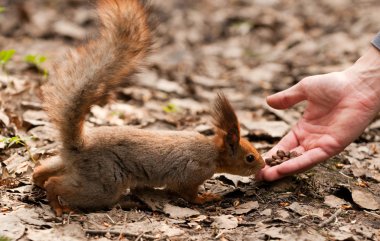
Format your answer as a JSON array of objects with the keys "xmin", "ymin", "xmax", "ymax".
[
  {"xmin": 266, "ymin": 83, "xmax": 306, "ymax": 110},
  {"xmin": 255, "ymin": 165, "xmax": 270, "ymax": 181},
  {"xmin": 260, "ymin": 147, "xmax": 330, "ymax": 181},
  {"xmin": 263, "ymin": 130, "xmax": 300, "ymax": 158}
]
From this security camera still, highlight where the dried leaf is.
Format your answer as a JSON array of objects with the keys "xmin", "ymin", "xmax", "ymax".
[
  {"xmin": 260, "ymin": 208, "xmax": 272, "ymax": 216},
  {"xmin": 234, "ymin": 201, "xmax": 259, "ymax": 215},
  {"xmin": 214, "ymin": 173, "xmax": 252, "ymax": 187},
  {"xmin": 27, "ymin": 224, "xmax": 85, "ymax": 241},
  {"xmin": 0, "ymin": 214, "xmax": 26, "ymax": 240},
  {"xmin": 53, "ymin": 20, "xmax": 86, "ymax": 39},
  {"xmin": 211, "ymin": 215, "xmax": 238, "ymax": 230},
  {"xmin": 0, "ymin": 110, "xmax": 10, "ymax": 126},
  {"xmin": 328, "ymin": 231, "xmax": 354, "ymax": 241},
  {"xmin": 287, "ymin": 202, "xmax": 324, "ymax": 219},
  {"xmin": 110, "ymin": 220, "xmax": 185, "ymax": 238},
  {"xmin": 243, "ymin": 120, "xmax": 290, "ymax": 138},
  {"xmin": 163, "ymin": 204, "xmax": 200, "ymax": 219},
  {"xmin": 351, "ymin": 189, "xmax": 379, "ymax": 210},
  {"xmin": 324, "ymin": 195, "xmax": 348, "ymax": 208},
  {"xmin": 23, "ymin": 110, "xmax": 49, "ymax": 127}
]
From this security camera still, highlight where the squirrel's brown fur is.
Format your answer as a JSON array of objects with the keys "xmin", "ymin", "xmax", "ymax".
[
  {"xmin": 43, "ymin": 0, "xmax": 151, "ymax": 150},
  {"xmin": 33, "ymin": 0, "xmax": 265, "ymax": 216}
]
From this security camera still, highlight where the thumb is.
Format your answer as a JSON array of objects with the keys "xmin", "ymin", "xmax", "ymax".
[{"xmin": 266, "ymin": 83, "xmax": 306, "ymax": 110}]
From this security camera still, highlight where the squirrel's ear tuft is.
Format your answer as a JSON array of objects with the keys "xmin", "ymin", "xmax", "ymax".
[{"xmin": 212, "ymin": 92, "xmax": 240, "ymax": 154}]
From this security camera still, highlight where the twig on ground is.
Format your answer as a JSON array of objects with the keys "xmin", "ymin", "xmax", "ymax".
[
  {"xmin": 215, "ymin": 230, "xmax": 225, "ymax": 239},
  {"xmin": 117, "ymin": 213, "xmax": 128, "ymax": 240},
  {"xmin": 106, "ymin": 214, "xmax": 116, "ymax": 224},
  {"xmin": 338, "ymin": 172, "xmax": 352, "ymax": 179},
  {"xmin": 318, "ymin": 208, "xmax": 343, "ymax": 228},
  {"xmin": 238, "ymin": 222, "xmax": 257, "ymax": 227},
  {"xmin": 84, "ymin": 229, "xmax": 159, "ymax": 240},
  {"xmin": 134, "ymin": 233, "xmax": 144, "ymax": 241},
  {"xmin": 67, "ymin": 212, "xmax": 72, "ymax": 225}
]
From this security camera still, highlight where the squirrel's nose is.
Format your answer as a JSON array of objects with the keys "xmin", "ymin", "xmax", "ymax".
[{"xmin": 258, "ymin": 156, "xmax": 266, "ymax": 169}]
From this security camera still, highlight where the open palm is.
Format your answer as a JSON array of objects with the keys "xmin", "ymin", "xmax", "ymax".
[{"xmin": 259, "ymin": 69, "xmax": 380, "ymax": 181}]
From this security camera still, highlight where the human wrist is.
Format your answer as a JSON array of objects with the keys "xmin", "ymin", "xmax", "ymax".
[
  {"xmin": 350, "ymin": 44, "xmax": 380, "ymax": 80},
  {"xmin": 344, "ymin": 45, "xmax": 380, "ymax": 108}
]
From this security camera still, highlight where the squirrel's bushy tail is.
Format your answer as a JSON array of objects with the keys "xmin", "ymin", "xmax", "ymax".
[{"xmin": 43, "ymin": 0, "xmax": 152, "ymax": 150}]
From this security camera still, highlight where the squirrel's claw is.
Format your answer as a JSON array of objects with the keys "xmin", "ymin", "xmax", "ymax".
[
  {"xmin": 48, "ymin": 195, "xmax": 74, "ymax": 217},
  {"xmin": 193, "ymin": 192, "xmax": 222, "ymax": 204},
  {"xmin": 54, "ymin": 206, "xmax": 63, "ymax": 217},
  {"xmin": 47, "ymin": 194, "xmax": 64, "ymax": 217}
]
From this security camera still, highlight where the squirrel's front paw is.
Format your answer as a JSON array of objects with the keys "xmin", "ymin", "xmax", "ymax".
[
  {"xmin": 44, "ymin": 176, "xmax": 74, "ymax": 217},
  {"xmin": 54, "ymin": 204, "xmax": 75, "ymax": 217},
  {"xmin": 193, "ymin": 192, "xmax": 221, "ymax": 204}
]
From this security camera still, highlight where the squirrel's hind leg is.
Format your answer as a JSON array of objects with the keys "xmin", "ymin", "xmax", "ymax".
[
  {"xmin": 193, "ymin": 192, "xmax": 222, "ymax": 204},
  {"xmin": 33, "ymin": 157, "xmax": 64, "ymax": 188},
  {"xmin": 176, "ymin": 185, "xmax": 221, "ymax": 204}
]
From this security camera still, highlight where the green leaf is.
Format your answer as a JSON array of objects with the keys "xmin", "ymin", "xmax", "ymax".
[
  {"xmin": 162, "ymin": 103, "xmax": 178, "ymax": 113},
  {"xmin": 24, "ymin": 54, "xmax": 48, "ymax": 77},
  {"xmin": 0, "ymin": 6, "xmax": 6, "ymax": 14},
  {"xmin": 24, "ymin": 54, "xmax": 47, "ymax": 65},
  {"xmin": 24, "ymin": 54, "xmax": 36, "ymax": 64},
  {"xmin": 0, "ymin": 136, "xmax": 26, "ymax": 147},
  {"xmin": 0, "ymin": 49, "xmax": 16, "ymax": 65},
  {"xmin": 43, "ymin": 68, "xmax": 49, "ymax": 78},
  {"xmin": 0, "ymin": 236, "xmax": 12, "ymax": 241}
]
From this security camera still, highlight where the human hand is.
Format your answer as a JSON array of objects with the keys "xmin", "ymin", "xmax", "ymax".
[{"xmin": 257, "ymin": 46, "xmax": 380, "ymax": 181}]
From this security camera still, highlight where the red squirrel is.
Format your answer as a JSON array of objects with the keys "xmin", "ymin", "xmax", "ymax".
[{"xmin": 32, "ymin": 0, "xmax": 265, "ymax": 216}]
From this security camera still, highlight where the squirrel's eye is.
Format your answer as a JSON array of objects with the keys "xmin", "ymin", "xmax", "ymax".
[{"xmin": 246, "ymin": 154, "xmax": 255, "ymax": 163}]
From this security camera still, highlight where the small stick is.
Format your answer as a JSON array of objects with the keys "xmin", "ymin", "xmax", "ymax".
[
  {"xmin": 118, "ymin": 213, "xmax": 128, "ymax": 241},
  {"xmin": 106, "ymin": 214, "xmax": 116, "ymax": 224},
  {"xmin": 67, "ymin": 212, "xmax": 72, "ymax": 225},
  {"xmin": 84, "ymin": 229, "xmax": 158, "ymax": 240},
  {"xmin": 318, "ymin": 208, "xmax": 343, "ymax": 228},
  {"xmin": 215, "ymin": 230, "xmax": 225, "ymax": 239},
  {"xmin": 134, "ymin": 233, "xmax": 144, "ymax": 241},
  {"xmin": 338, "ymin": 171, "xmax": 352, "ymax": 179}
]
